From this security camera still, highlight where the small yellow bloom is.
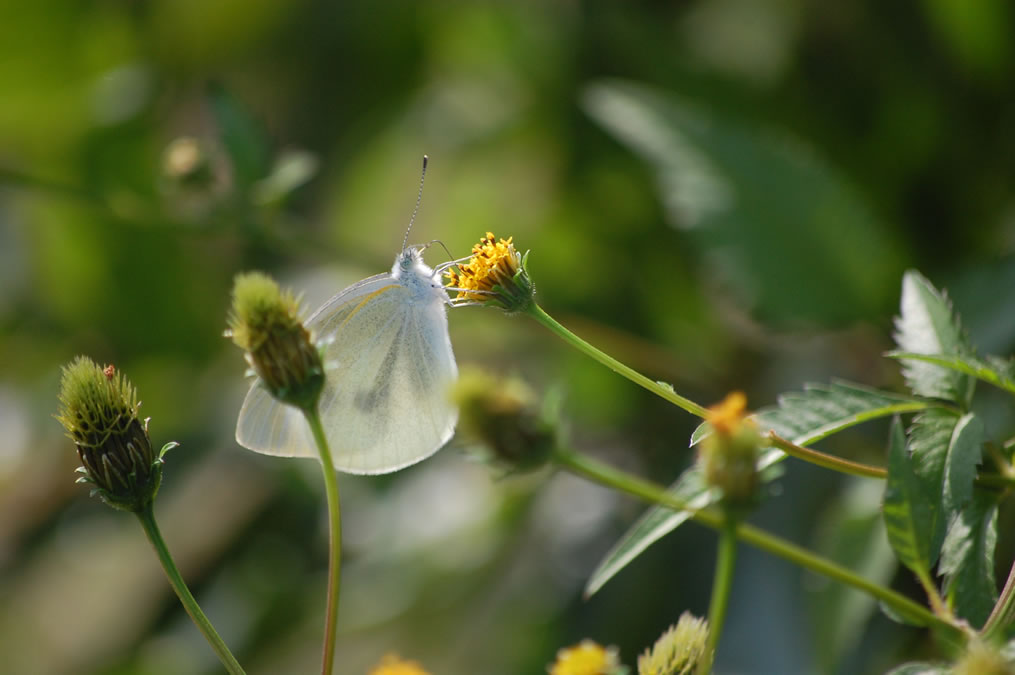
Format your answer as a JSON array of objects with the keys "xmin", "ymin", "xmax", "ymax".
[
  {"xmin": 446, "ymin": 231, "xmax": 533, "ymax": 311},
  {"xmin": 706, "ymin": 391, "xmax": 747, "ymax": 436},
  {"xmin": 367, "ymin": 653, "xmax": 430, "ymax": 675},
  {"xmin": 549, "ymin": 640, "xmax": 624, "ymax": 675},
  {"xmin": 637, "ymin": 613, "xmax": 709, "ymax": 675}
]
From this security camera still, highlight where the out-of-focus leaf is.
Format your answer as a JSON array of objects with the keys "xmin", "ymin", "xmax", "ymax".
[
  {"xmin": 583, "ymin": 80, "xmax": 902, "ymax": 324},
  {"xmin": 810, "ymin": 478, "xmax": 897, "ymax": 673},
  {"xmin": 886, "ymin": 351, "xmax": 1015, "ymax": 396},
  {"xmin": 690, "ymin": 380, "xmax": 933, "ymax": 447},
  {"xmin": 883, "ymin": 418, "xmax": 934, "ymax": 581},
  {"xmin": 583, "ymin": 466, "xmax": 711, "ymax": 598},
  {"xmin": 208, "ymin": 83, "xmax": 272, "ymax": 191},
  {"xmin": 885, "ymin": 663, "xmax": 949, "ymax": 675},
  {"xmin": 908, "ymin": 410, "xmax": 982, "ymax": 566},
  {"xmin": 893, "ymin": 270, "xmax": 974, "ymax": 407},
  {"xmin": 940, "ymin": 490, "xmax": 999, "ymax": 627},
  {"xmin": 252, "ymin": 150, "xmax": 319, "ymax": 207}
]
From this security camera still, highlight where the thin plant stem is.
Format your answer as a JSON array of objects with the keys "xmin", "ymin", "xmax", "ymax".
[
  {"xmin": 768, "ymin": 433, "xmax": 886, "ymax": 479},
  {"xmin": 769, "ymin": 433, "xmax": 1015, "ymax": 491},
  {"xmin": 526, "ymin": 303, "xmax": 709, "ymax": 419},
  {"xmin": 981, "ymin": 560, "xmax": 1015, "ymax": 639},
  {"xmin": 551, "ymin": 447, "xmax": 964, "ymax": 640},
  {"xmin": 698, "ymin": 514, "xmax": 738, "ymax": 675},
  {"xmin": 136, "ymin": 505, "xmax": 246, "ymax": 675},
  {"xmin": 305, "ymin": 408, "xmax": 343, "ymax": 675}
]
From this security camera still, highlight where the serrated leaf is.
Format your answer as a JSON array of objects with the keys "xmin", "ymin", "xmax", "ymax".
[
  {"xmin": 940, "ymin": 490, "xmax": 998, "ymax": 627},
  {"xmin": 907, "ymin": 410, "xmax": 982, "ymax": 566},
  {"xmin": 689, "ymin": 380, "xmax": 934, "ymax": 449},
  {"xmin": 584, "ymin": 466, "xmax": 711, "ymax": 598},
  {"xmin": 583, "ymin": 80, "xmax": 900, "ymax": 324},
  {"xmin": 883, "ymin": 417, "xmax": 934, "ymax": 580},
  {"xmin": 887, "ymin": 351, "xmax": 1015, "ymax": 396},
  {"xmin": 893, "ymin": 271, "xmax": 974, "ymax": 406}
]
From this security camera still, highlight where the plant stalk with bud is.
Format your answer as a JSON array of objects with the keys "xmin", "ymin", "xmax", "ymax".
[
  {"xmin": 227, "ymin": 272, "xmax": 341, "ymax": 675},
  {"xmin": 56, "ymin": 357, "xmax": 245, "ymax": 675}
]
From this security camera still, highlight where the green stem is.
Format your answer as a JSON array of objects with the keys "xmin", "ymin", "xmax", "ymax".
[
  {"xmin": 769, "ymin": 433, "xmax": 1015, "ymax": 491},
  {"xmin": 768, "ymin": 433, "xmax": 887, "ymax": 479},
  {"xmin": 305, "ymin": 408, "xmax": 343, "ymax": 675},
  {"xmin": 699, "ymin": 514, "xmax": 738, "ymax": 675},
  {"xmin": 135, "ymin": 506, "xmax": 246, "ymax": 675},
  {"xmin": 981, "ymin": 558, "xmax": 1015, "ymax": 639},
  {"xmin": 527, "ymin": 303, "xmax": 709, "ymax": 419},
  {"xmin": 552, "ymin": 448, "xmax": 961, "ymax": 639}
]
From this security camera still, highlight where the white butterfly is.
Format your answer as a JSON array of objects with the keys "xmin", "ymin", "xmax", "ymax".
[{"xmin": 236, "ymin": 159, "xmax": 459, "ymax": 474}]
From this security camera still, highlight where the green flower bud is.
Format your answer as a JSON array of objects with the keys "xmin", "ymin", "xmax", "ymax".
[
  {"xmin": 699, "ymin": 392, "xmax": 761, "ymax": 509},
  {"xmin": 953, "ymin": 639, "xmax": 1014, "ymax": 675},
  {"xmin": 638, "ymin": 612, "xmax": 710, "ymax": 675},
  {"xmin": 449, "ymin": 367, "xmax": 556, "ymax": 472},
  {"xmin": 56, "ymin": 357, "xmax": 163, "ymax": 512},
  {"xmin": 227, "ymin": 272, "xmax": 324, "ymax": 411}
]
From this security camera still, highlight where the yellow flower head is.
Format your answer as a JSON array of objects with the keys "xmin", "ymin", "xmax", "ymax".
[
  {"xmin": 637, "ymin": 613, "xmax": 710, "ymax": 675},
  {"xmin": 445, "ymin": 232, "xmax": 534, "ymax": 312},
  {"xmin": 368, "ymin": 654, "xmax": 430, "ymax": 675},
  {"xmin": 548, "ymin": 640, "xmax": 624, "ymax": 675}
]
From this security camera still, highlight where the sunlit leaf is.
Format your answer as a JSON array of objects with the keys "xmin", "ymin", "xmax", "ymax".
[
  {"xmin": 690, "ymin": 380, "xmax": 933, "ymax": 448},
  {"xmin": 886, "ymin": 351, "xmax": 1015, "ymax": 396},
  {"xmin": 893, "ymin": 271, "xmax": 974, "ymax": 406},
  {"xmin": 885, "ymin": 663, "xmax": 948, "ymax": 675}
]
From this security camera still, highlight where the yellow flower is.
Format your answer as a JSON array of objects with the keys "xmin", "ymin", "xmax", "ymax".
[
  {"xmin": 446, "ymin": 231, "xmax": 533, "ymax": 312},
  {"xmin": 548, "ymin": 640, "xmax": 624, "ymax": 675},
  {"xmin": 637, "ymin": 613, "xmax": 709, "ymax": 675},
  {"xmin": 367, "ymin": 653, "xmax": 430, "ymax": 675}
]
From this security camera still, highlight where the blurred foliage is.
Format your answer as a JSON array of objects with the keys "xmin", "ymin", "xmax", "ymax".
[{"xmin": 3, "ymin": 1, "xmax": 1015, "ymax": 673}]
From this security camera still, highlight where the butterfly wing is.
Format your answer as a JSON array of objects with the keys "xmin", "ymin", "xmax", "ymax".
[{"xmin": 235, "ymin": 272, "xmax": 458, "ymax": 474}]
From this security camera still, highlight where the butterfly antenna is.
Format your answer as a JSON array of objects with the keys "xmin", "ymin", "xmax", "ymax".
[{"xmin": 401, "ymin": 155, "xmax": 428, "ymax": 253}]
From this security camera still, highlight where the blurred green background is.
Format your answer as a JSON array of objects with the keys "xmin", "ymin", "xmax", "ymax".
[{"xmin": 3, "ymin": 1, "xmax": 1015, "ymax": 673}]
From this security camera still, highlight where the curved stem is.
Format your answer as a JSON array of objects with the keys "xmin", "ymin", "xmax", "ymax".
[
  {"xmin": 305, "ymin": 408, "xmax": 343, "ymax": 675},
  {"xmin": 552, "ymin": 447, "xmax": 962, "ymax": 640},
  {"xmin": 982, "ymin": 559, "xmax": 1015, "ymax": 639},
  {"xmin": 135, "ymin": 506, "xmax": 246, "ymax": 675},
  {"xmin": 768, "ymin": 433, "xmax": 886, "ymax": 479},
  {"xmin": 527, "ymin": 303, "xmax": 709, "ymax": 419},
  {"xmin": 698, "ymin": 514, "xmax": 738, "ymax": 675}
]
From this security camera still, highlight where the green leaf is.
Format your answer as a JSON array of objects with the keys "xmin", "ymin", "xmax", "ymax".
[
  {"xmin": 907, "ymin": 410, "xmax": 982, "ymax": 565},
  {"xmin": 940, "ymin": 490, "xmax": 999, "ymax": 627},
  {"xmin": 208, "ymin": 83, "xmax": 272, "ymax": 191},
  {"xmin": 583, "ymin": 466, "xmax": 711, "ymax": 598},
  {"xmin": 689, "ymin": 380, "xmax": 934, "ymax": 448},
  {"xmin": 583, "ymin": 80, "xmax": 902, "ymax": 324},
  {"xmin": 893, "ymin": 270, "xmax": 974, "ymax": 406},
  {"xmin": 883, "ymin": 417, "xmax": 934, "ymax": 580},
  {"xmin": 887, "ymin": 351, "xmax": 1015, "ymax": 396}
]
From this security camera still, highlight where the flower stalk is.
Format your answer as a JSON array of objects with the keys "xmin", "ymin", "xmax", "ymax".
[{"xmin": 137, "ymin": 505, "xmax": 246, "ymax": 675}]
